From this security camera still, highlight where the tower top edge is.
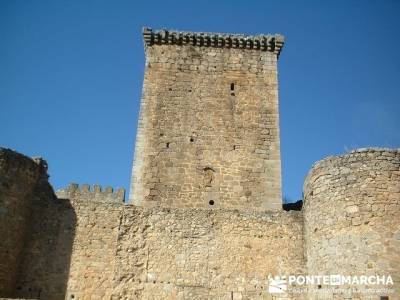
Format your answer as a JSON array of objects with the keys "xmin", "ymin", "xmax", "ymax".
[{"xmin": 142, "ymin": 27, "xmax": 285, "ymax": 56}]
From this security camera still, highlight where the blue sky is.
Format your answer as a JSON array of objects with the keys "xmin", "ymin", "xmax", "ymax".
[{"xmin": 1, "ymin": 0, "xmax": 399, "ymax": 203}]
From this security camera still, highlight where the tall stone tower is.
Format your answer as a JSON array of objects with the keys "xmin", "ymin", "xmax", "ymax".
[{"xmin": 130, "ymin": 27, "xmax": 284, "ymax": 211}]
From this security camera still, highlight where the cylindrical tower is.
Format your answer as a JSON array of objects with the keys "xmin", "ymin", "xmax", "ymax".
[{"xmin": 303, "ymin": 148, "xmax": 400, "ymax": 299}]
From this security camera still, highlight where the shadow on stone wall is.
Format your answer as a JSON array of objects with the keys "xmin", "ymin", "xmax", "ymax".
[
  {"xmin": 0, "ymin": 148, "xmax": 77, "ymax": 299},
  {"xmin": 15, "ymin": 197, "xmax": 76, "ymax": 300}
]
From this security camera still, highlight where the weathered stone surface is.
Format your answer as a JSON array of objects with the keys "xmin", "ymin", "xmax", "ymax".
[
  {"xmin": 111, "ymin": 206, "xmax": 304, "ymax": 299},
  {"xmin": 2, "ymin": 146, "xmax": 399, "ymax": 299},
  {"xmin": 303, "ymin": 148, "xmax": 400, "ymax": 299},
  {"xmin": 130, "ymin": 28, "xmax": 283, "ymax": 211},
  {"xmin": 54, "ymin": 196, "xmax": 304, "ymax": 299},
  {"xmin": 0, "ymin": 148, "xmax": 55, "ymax": 298}
]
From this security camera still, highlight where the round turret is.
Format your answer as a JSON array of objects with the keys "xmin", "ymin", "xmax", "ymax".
[{"xmin": 303, "ymin": 148, "xmax": 400, "ymax": 299}]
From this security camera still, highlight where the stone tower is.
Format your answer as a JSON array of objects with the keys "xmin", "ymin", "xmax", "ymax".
[{"xmin": 130, "ymin": 27, "xmax": 284, "ymax": 211}]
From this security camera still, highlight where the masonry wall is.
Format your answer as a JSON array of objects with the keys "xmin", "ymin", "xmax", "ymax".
[
  {"xmin": 0, "ymin": 148, "xmax": 55, "ymax": 298},
  {"xmin": 130, "ymin": 30, "xmax": 283, "ymax": 211},
  {"xmin": 12, "ymin": 183, "xmax": 126, "ymax": 300},
  {"xmin": 15, "ymin": 197, "xmax": 75, "ymax": 299},
  {"xmin": 112, "ymin": 207, "xmax": 305, "ymax": 300},
  {"xmin": 5, "ymin": 146, "xmax": 301, "ymax": 300},
  {"xmin": 55, "ymin": 185, "xmax": 125, "ymax": 300},
  {"xmin": 303, "ymin": 148, "xmax": 400, "ymax": 299},
  {"xmin": 3, "ymin": 145, "xmax": 400, "ymax": 300},
  {"xmin": 34, "ymin": 189, "xmax": 303, "ymax": 300}
]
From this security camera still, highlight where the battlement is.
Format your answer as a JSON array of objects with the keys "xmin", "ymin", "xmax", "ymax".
[
  {"xmin": 306, "ymin": 147, "xmax": 400, "ymax": 178},
  {"xmin": 56, "ymin": 183, "xmax": 125, "ymax": 203},
  {"xmin": 142, "ymin": 27, "xmax": 284, "ymax": 56}
]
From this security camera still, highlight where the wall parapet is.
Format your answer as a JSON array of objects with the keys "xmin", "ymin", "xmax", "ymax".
[
  {"xmin": 142, "ymin": 27, "xmax": 284, "ymax": 56},
  {"xmin": 56, "ymin": 183, "xmax": 125, "ymax": 203},
  {"xmin": 304, "ymin": 147, "xmax": 400, "ymax": 197}
]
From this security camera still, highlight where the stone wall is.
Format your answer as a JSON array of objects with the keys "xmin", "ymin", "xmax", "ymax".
[
  {"xmin": 56, "ymin": 185, "xmax": 125, "ymax": 300},
  {"xmin": 33, "ymin": 192, "xmax": 304, "ymax": 300},
  {"xmin": 303, "ymin": 148, "xmax": 400, "ymax": 299},
  {"xmin": 56, "ymin": 183, "xmax": 125, "ymax": 203},
  {"xmin": 112, "ymin": 207, "xmax": 305, "ymax": 299},
  {"xmin": 0, "ymin": 148, "xmax": 126, "ymax": 300},
  {"xmin": 10, "ymin": 184, "xmax": 126, "ymax": 300},
  {"xmin": 15, "ymin": 196, "xmax": 75, "ymax": 299},
  {"xmin": 0, "ymin": 148, "xmax": 55, "ymax": 298},
  {"xmin": 130, "ymin": 28, "xmax": 283, "ymax": 211},
  {"xmin": 2, "ymin": 145, "xmax": 400, "ymax": 300},
  {"xmin": 13, "ymin": 180, "xmax": 304, "ymax": 300}
]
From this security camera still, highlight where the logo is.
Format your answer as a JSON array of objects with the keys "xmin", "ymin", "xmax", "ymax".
[
  {"xmin": 268, "ymin": 275, "xmax": 287, "ymax": 294},
  {"xmin": 267, "ymin": 274, "xmax": 394, "ymax": 295}
]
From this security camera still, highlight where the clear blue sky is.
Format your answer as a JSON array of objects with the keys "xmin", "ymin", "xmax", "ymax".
[{"xmin": 1, "ymin": 0, "xmax": 399, "ymax": 203}]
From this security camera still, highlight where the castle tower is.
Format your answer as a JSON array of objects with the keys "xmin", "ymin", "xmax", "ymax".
[{"xmin": 130, "ymin": 27, "xmax": 284, "ymax": 211}]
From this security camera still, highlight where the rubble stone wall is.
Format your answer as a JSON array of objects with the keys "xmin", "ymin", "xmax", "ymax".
[
  {"xmin": 15, "ymin": 197, "xmax": 75, "ymax": 300},
  {"xmin": 20, "ymin": 183, "xmax": 304, "ymax": 300},
  {"xmin": 0, "ymin": 148, "xmax": 54, "ymax": 298},
  {"xmin": 303, "ymin": 148, "xmax": 400, "ymax": 299},
  {"xmin": 33, "ymin": 191, "xmax": 304, "ymax": 300},
  {"xmin": 2, "ymin": 145, "xmax": 400, "ymax": 300},
  {"xmin": 57, "ymin": 186, "xmax": 124, "ymax": 300},
  {"xmin": 112, "ymin": 207, "xmax": 305, "ymax": 299}
]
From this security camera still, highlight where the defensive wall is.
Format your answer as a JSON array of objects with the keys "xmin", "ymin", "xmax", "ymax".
[{"xmin": 1, "ymin": 147, "xmax": 399, "ymax": 299}]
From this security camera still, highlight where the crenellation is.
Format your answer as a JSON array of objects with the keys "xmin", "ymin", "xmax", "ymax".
[
  {"xmin": 142, "ymin": 27, "xmax": 285, "ymax": 56},
  {"xmin": 56, "ymin": 183, "xmax": 125, "ymax": 203}
]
